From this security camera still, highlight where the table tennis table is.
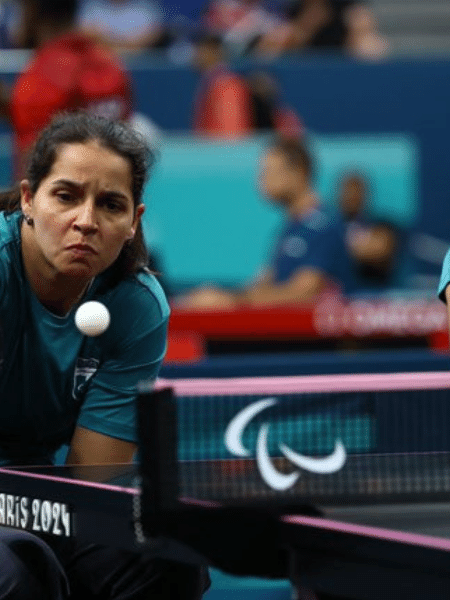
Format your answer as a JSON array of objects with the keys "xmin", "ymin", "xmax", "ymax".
[{"xmin": 2, "ymin": 373, "xmax": 450, "ymax": 599}]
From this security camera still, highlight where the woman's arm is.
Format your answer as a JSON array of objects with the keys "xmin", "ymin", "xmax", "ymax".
[{"xmin": 66, "ymin": 426, "xmax": 136, "ymax": 465}]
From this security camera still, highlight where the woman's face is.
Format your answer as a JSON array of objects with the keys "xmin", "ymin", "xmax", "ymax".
[{"xmin": 20, "ymin": 140, "xmax": 144, "ymax": 282}]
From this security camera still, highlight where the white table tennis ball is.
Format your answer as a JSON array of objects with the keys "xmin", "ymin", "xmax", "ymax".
[{"xmin": 75, "ymin": 301, "xmax": 110, "ymax": 336}]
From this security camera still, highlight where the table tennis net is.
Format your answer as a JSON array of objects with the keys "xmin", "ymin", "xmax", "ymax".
[{"xmin": 139, "ymin": 372, "xmax": 450, "ymax": 507}]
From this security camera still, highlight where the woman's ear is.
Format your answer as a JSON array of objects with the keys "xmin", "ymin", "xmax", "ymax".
[
  {"xmin": 20, "ymin": 180, "xmax": 32, "ymax": 216},
  {"xmin": 129, "ymin": 204, "xmax": 145, "ymax": 239}
]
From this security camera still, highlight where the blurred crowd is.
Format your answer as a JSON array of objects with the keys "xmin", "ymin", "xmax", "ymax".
[
  {"xmin": 0, "ymin": 0, "xmax": 388, "ymax": 61},
  {"xmin": 0, "ymin": 0, "xmax": 408, "ymax": 304}
]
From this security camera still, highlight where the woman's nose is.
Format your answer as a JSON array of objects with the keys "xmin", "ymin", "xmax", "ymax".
[{"xmin": 73, "ymin": 200, "xmax": 99, "ymax": 233}]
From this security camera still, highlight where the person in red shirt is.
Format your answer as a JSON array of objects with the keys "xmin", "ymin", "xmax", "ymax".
[
  {"xmin": 192, "ymin": 33, "xmax": 254, "ymax": 138},
  {"xmin": 192, "ymin": 34, "xmax": 303, "ymax": 140},
  {"xmin": 1, "ymin": 0, "xmax": 132, "ymax": 179}
]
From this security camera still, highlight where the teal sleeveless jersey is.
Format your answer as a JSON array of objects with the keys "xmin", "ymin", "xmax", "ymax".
[{"xmin": 0, "ymin": 211, "xmax": 170, "ymax": 465}]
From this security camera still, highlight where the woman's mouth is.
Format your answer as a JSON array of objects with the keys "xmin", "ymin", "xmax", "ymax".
[{"xmin": 66, "ymin": 243, "xmax": 98, "ymax": 255}]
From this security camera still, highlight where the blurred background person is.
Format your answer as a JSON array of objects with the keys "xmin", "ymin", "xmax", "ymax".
[
  {"xmin": 77, "ymin": 0, "xmax": 168, "ymax": 54},
  {"xmin": 176, "ymin": 137, "xmax": 355, "ymax": 309},
  {"xmin": 343, "ymin": 2, "xmax": 388, "ymax": 60},
  {"xmin": 192, "ymin": 34, "xmax": 304, "ymax": 139},
  {"xmin": 255, "ymin": 0, "xmax": 387, "ymax": 60},
  {"xmin": 0, "ymin": 0, "xmax": 133, "ymax": 179},
  {"xmin": 246, "ymin": 70, "xmax": 304, "ymax": 138},
  {"xmin": 0, "ymin": 0, "xmax": 22, "ymax": 48},
  {"xmin": 200, "ymin": 0, "xmax": 285, "ymax": 56},
  {"xmin": 339, "ymin": 171, "xmax": 400, "ymax": 291},
  {"xmin": 191, "ymin": 32, "xmax": 254, "ymax": 138}
]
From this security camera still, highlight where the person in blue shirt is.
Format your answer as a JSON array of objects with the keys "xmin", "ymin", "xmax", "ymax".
[
  {"xmin": 179, "ymin": 136, "xmax": 354, "ymax": 309},
  {"xmin": 338, "ymin": 172, "xmax": 400, "ymax": 292},
  {"xmin": 0, "ymin": 112, "xmax": 207, "ymax": 598}
]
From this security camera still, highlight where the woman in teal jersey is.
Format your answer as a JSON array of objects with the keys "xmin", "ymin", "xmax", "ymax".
[{"xmin": 0, "ymin": 112, "xmax": 208, "ymax": 599}]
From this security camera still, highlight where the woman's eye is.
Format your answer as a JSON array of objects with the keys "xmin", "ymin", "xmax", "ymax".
[
  {"xmin": 56, "ymin": 192, "xmax": 74, "ymax": 202},
  {"xmin": 103, "ymin": 199, "xmax": 124, "ymax": 212}
]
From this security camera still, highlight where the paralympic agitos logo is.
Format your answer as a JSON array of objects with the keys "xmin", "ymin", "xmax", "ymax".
[{"xmin": 224, "ymin": 398, "xmax": 347, "ymax": 491}]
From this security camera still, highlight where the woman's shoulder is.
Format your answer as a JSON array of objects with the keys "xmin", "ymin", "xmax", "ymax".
[
  {"xmin": 0, "ymin": 212, "xmax": 23, "ymax": 296},
  {"xmin": 133, "ymin": 268, "xmax": 170, "ymax": 319},
  {"xmin": 0, "ymin": 212, "xmax": 22, "ymax": 272},
  {"xmin": 100, "ymin": 268, "xmax": 170, "ymax": 324},
  {"xmin": 0, "ymin": 211, "xmax": 20, "ymax": 247}
]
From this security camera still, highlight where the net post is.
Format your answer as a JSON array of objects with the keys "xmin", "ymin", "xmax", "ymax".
[{"xmin": 136, "ymin": 386, "xmax": 179, "ymax": 538}]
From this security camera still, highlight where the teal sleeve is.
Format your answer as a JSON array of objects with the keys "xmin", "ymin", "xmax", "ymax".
[
  {"xmin": 438, "ymin": 248, "xmax": 450, "ymax": 302},
  {"xmin": 76, "ymin": 317, "xmax": 168, "ymax": 442},
  {"xmin": 75, "ymin": 273, "xmax": 170, "ymax": 442}
]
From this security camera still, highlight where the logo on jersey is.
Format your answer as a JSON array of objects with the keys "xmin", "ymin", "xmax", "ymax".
[
  {"xmin": 224, "ymin": 398, "xmax": 347, "ymax": 491},
  {"xmin": 72, "ymin": 357, "xmax": 100, "ymax": 399}
]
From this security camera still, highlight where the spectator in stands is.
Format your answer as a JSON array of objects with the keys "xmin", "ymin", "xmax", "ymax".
[
  {"xmin": 339, "ymin": 172, "xmax": 399, "ymax": 290},
  {"xmin": 0, "ymin": 0, "xmax": 21, "ymax": 48},
  {"xmin": 0, "ymin": 0, "xmax": 133, "ymax": 179},
  {"xmin": 255, "ymin": 0, "xmax": 387, "ymax": 60},
  {"xmin": 192, "ymin": 35, "xmax": 303, "ymax": 139},
  {"xmin": 176, "ymin": 137, "xmax": 354, "ymax": 309},
  {"xmin": 4, "ymin": 0, "xmax": 40, "ymax": 48},
  {"xmin": 247, "ymin": 70, "xmax": 304, "ymax": 138},
  {"xmin": 192, "ymin": 32, "xmax": 254, "ymax": 138},
  {"xmin": 201, "ymin": 0, "xmax": 285, "ymax": 56},
  {"xmin": 77, "ymin": 0, "xmax": 167, "ymax": 54},
  {"xmin": 343, "ymin": 2, "xmax": 388, "ymax": 59}
]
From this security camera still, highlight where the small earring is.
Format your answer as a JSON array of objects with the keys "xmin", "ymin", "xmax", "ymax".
[{"xmin": 22, "ymin": 213, "xmax": 34, "ymax": 226}]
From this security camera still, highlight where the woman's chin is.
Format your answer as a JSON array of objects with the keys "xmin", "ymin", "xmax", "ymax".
[{"xmin": 62, "ymin": 263, "xmax": 98, "ymax": 279}]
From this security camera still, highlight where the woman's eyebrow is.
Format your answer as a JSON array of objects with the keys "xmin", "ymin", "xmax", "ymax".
[
  {"xmin": 51, "ymin": 179, "xmax": 129, "ymax": 200},
  {"xmin": 51, "ymin": 178, "xmax": 84, "ymax": 191}
]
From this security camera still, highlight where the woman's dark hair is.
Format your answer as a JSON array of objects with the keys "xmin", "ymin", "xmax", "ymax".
[{"xmin": 0, "ymin": 111, "xmax": 155, "ymax": 285}]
